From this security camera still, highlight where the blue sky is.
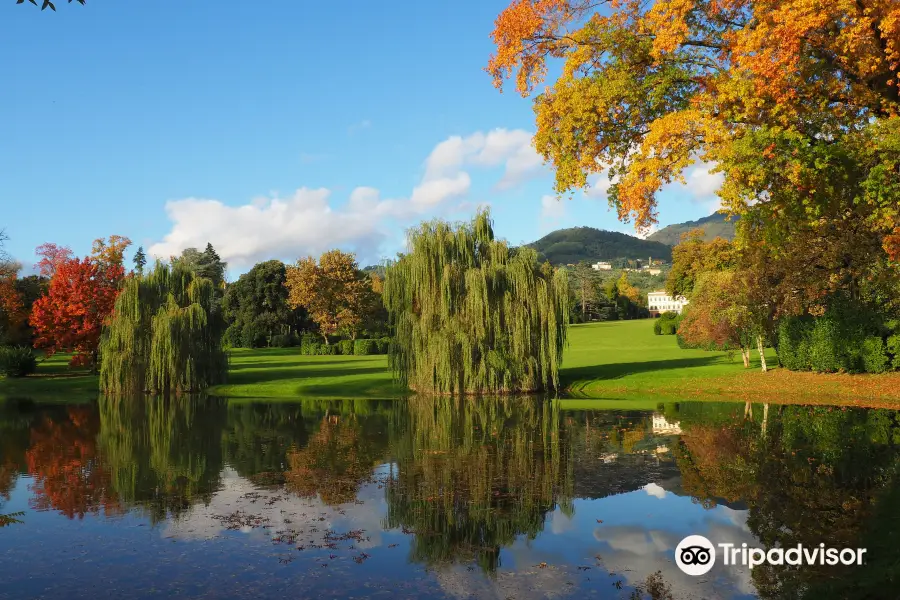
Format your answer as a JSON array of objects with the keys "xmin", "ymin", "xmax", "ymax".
[{"xmin": 0, "ymin": 0, "xmax": 721, "ymax": 277}]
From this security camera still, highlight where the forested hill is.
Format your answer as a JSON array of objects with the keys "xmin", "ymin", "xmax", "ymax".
[
  {"xmin": 646, "ymin": 212, "xmax": 738, "ymax": 246},
  {"xmin": 526, "ymin": 227, "xmax": 672, "ymax": 265}
]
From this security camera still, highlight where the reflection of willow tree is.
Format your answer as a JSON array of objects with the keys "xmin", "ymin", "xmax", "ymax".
[
  {"xmin": 284, "ymin": 406, "xmax": 392, "ymax": 505},
  {"xmin": 97, "ymin": 395, "xmax": 226, "ymax": 523},
  {"xmin": 673, "ymin": 403, "xmax": 900, "ymax": 599},
  {"xmin": 384, "ymin": 397, "xmax": 573, "ymax": 573},
  {"xmin": 24, "ymin": 405, "xmax": 122, "ymax": 519}
]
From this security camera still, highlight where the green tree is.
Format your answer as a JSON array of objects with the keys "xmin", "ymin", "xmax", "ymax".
[
  {"xmin": 222, "ymin": 259, "xmax": 306, "ymax": 348},
  {"xmin": 132, "ymin": 246, "xmax": 146, "ymax": 275},
  {"xmin": 383, "ymin": 210, "xmax": 569, "ymax": 394}
]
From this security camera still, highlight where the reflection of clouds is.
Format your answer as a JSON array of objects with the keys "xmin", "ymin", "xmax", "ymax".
[
  {"xmin": 591, "ymin": 518, "xmax": 758, "ymax": 599},
  {"xmin": 549, "ymin": 508, "xmax": 576, "ymax": 535},
  {"xmin": 162, "ymin": 467, "xmax": 388, "ymax": 549},
  {"xmin": 643, "ymin": 483, "xmax": 667, "ymax": 499}
]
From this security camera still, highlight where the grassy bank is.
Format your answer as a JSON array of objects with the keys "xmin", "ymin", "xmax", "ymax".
[{"xmin": 3, "ymin": 320, "xmax": 900, "ymax": 405}]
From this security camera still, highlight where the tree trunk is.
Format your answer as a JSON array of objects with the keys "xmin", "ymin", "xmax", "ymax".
[
  {"xmin": 757, "ymin": 335, "xmax": 767, "ymax": 373},
  {"xmin": 762, "ymin": 403, "xmax": 769, "ymax": 437},
  {"xmin": 581, "ymin": 280, "xmax": 587, "ymax": 321},
  {"xmin": 741, "ymin": 346, "xmax": 750, "ymax": 368},
  {"xmin": 744, "ymin": 401, "xmax": 753, "ymax": 420},
  {"xmin": 321, "ymin": 333, "xmax": 329, "ymax": 345}
]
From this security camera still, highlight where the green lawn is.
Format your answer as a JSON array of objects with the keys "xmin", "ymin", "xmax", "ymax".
[
  {"xmin": 3, "ymin": 319, "xmax": 900, "ymax": 404},
  {"xmin": 559, "ymin": 320, "xmax": 773, "ymax": 396},
  {"xmin": 213, "ymin": 349, "xmax": 402, "ymax": 399}
]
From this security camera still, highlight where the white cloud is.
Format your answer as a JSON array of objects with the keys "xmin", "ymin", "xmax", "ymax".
[
  {"xmin": 150, "ymin": 129, "xmax": 546, "ymax": 273},
  {"xmin": 643, "ymin": 483, "xmax": 667, "ymax": 499},
  {"xmin": 585, "ymin": 170, "xmax": 617, "ymax": 199},
  {"xmin": 540, "ymin": 194, "xmax": 566, "ymax": 221},
  {"xmin": 424, "ymin": 128, "xmax": 544, "ymax": 189},
  {"xmin": 149, "ymin": 188, "xmax": 386, "ymax": 270},
  {"xmin": 686, "ymin": 163, "xmax": 724, "ymax": 198}
]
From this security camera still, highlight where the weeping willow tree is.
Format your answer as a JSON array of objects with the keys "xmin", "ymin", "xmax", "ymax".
[
  {"xmin": 99, "ymin": 262, "xmax": 228, "ymax": 395},
  {"xmin": 384, "ymin": 209, "xmax": 569, "ymax": 395}
]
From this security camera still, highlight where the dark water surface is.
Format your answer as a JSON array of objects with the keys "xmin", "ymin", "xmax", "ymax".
[{"xmin": 1, "ymin": 397, "xmax": 899, "ymax": 599}]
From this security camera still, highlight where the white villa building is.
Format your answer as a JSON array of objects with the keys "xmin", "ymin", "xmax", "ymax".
[
  {"xmin": 647, "ymin": 290, "xmax": 689, "ymax": 315},
  {"xmin": 591, "ymin": 261, "xmax": 613, "ymax": 271}
]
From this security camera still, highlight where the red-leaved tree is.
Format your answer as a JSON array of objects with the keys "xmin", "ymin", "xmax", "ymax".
[
  {"xmin": 30, "ymin": 257, "xmax": 124, "ymax": 368},
  {"xmin": 34, "ymin": 243, "xmax": 74, "ymax": 278}
]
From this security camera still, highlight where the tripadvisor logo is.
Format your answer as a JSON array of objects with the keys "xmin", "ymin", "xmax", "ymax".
[
  {"xmin": 675, "ymin": 535, "xmax": 868, "ymax": 576},
  {"xmin": 675, "ymin": 535, "xmax": 716, "ymax": 576}
]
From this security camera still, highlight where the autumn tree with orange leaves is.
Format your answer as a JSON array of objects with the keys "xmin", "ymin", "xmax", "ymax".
[
  {"xmin": 487, "ymin": 0, "xmax": 900, "ymax": 267},
  {"xmin": 285, "ymin": 250, "xmax": 374, "ymax": 343},
  {"xmin": 29, "ymin": 236, "xmax": 130, "ymax": 368}
]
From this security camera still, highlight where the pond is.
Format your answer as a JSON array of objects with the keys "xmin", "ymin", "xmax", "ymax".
[{"xmin": 1, "ymin": 397, "xmax": 898, "ymax": 599}]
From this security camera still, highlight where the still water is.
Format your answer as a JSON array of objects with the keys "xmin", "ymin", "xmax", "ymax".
[{"xmin": 1, "ymin": 397, "xmax": 897, "ymax": 599}]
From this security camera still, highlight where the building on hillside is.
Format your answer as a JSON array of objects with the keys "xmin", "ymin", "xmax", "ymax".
[
  {"xmin": 591, "ymin": 261, "xmax": 613, "ymax": 271},
  {"xmin": 647, "ymin": 290, "xmax": 689, "ymax": 316}
]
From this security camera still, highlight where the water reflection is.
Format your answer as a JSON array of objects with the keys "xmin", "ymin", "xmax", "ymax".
[{"xmin": 0, "ymin": 397, "xmax": 899, "ymax": 599}]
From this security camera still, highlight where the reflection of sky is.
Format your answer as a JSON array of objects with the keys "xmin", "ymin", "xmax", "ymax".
[{"xmin": 0, "ymin": 466, "xmax": 763, "ymax": 600}]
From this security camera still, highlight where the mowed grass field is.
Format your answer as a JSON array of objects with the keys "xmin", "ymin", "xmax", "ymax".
[{"xmin": 3, "ymin": 320, "xmax": 900, "ymax": 405}]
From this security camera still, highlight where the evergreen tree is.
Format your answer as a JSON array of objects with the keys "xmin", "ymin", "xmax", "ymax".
[
  {"xmin": 197, "ymin": 243, "xmax": 227, "ymax": 288},
  {"xmin": 132, "ymin": 246, "xmax": 147, "ymax": 275}
]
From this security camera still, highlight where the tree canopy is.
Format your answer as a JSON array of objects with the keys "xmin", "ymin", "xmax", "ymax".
[
  {"xmin": 284, "ymin": 250, "xmax": 377, "ymax": 343},
  {"xmin": 30, "ymin": 240, "xmax": 127, "ymax": 367},
  {"xmin": 487, "ymin": 0, "xmax": 900, "ymax": 257},
  {"xmin": 222, "ymin": 259, "xmax": 306, "ymax": 348}
]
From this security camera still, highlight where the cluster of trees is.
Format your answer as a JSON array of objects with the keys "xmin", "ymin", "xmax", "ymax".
[
  {"xmin": 666, "ymin": 227, "xmax": 900, "ymax": 373},
  {"xmin": 487, "ymin": 0, "xmax": 900, "ymax": 373},
  {"xmin": 0, "ymin": 224, "xmax": 390, "ymax": 389},
  {"xmin": 568, "ymin": 264, "xmax": 652, "ymax": 323}
]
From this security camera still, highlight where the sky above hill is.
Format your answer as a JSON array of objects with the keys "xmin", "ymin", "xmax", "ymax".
[{"xmin": 0, "ymin": 0, "xmax": 723, "ymax": 278}]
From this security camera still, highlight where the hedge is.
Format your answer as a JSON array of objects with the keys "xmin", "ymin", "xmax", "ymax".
[
  {"xmin": 777, "ymin": 297, "xmax": 897, "ymax": 374},
  {"xmin": 295, "ymin": 338, "xmax": 390, "ymax": 356}
]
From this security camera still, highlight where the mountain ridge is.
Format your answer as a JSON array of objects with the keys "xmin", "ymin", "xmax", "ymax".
[{"xmin": 646, "ymin": 212, "xmax": 738, "ymax": 246}]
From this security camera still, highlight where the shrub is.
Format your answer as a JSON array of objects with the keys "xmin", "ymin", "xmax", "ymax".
[
  {"xmin": 241, "ymin": 323, "xmax": 268, "ymax": 349},
  {"xmin": 654, "ymin": 312, "xmax": 680, "ymax": 336},
  {"xmin": 778, "ymin": 316, "xmax": 814, "ymax": 371},
  {"xmin": 338, "ymin": 339, "xmax": 354, "ymax": 356},
  {"xmin": 379, "ymin": 337, "xmax": 392, "ymax": 354},
  {"xmin": 224, "ymin": 324, "xmax": 243, "ymax": 348},
  {"xmin": 807, "ymin": 315, "xmax": 844, "ymax": 372},
  {"xmin": 777, "ymin": 296, "xmax": 894, "ymax": 373},
  {"xmin": 299, "ymin": 334, "xmax": 321, "ymax": 355},
  {"xmin": 861, "ymin": 337, "xmax": 890, "ymax": 374},
  {"xmin": 354, "ymin": 339, "xmax": 377, "ymax": 356},
  {"xmin": 271, "ymin": 332, "xmax": 299, "ymax": 348},
  {"xmin": 0, "ymin": 347, "xmax": 37, "ymax": 378},
  {"xmin": 886, "ymin": 334, "xmax": 900, "ymax": 371}
]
